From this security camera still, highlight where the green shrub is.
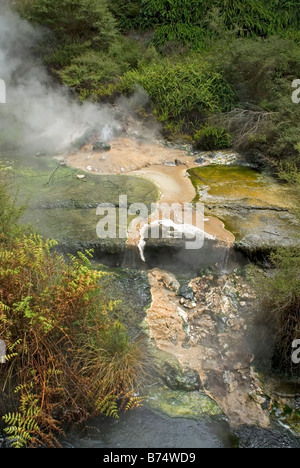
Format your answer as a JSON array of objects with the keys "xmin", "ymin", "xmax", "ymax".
[
  {"xmin": 17, "ymin": 0, "xmax": 118, "ymax": 50},
  {"xmin": 121, "ymin": 58, "xmax": 236, "ymax": 133},
  {"xmin": 108, "ymin": 0, "xmax": 142, "ymax": 30},
  {"xmin": 213, "ymin": 36, "xmax": 300, "ymax": 106},
  {"xmin": 140, "ymin": 0, "xmax": 207, "ymax": 48},
  {"xmin": 139, "ymin": 0, "xmax": 300, "ymax": 49},
  {"xmin": 57, "ymin": 37, "xmax": 150, "ymax": 94},
  {"xmin": 210, "ymin": 36, "xmax": 300, "ymax": 161},
  {"xmin": 206, "ymin": 0, "xmax": 297, "ymax": 37},
  {"xmin": 152, "ymin": 23, "xmax": 206, "ymax": 50},
  {"xmin": 58, "ymin": 50, "xmax": 122, "ymax": 90},
  {"xmin": 251, "ymin": 248, "xmax": 300, "ymax": 375},
  {"xmin": 194, "ymin": 124, "xmax": 232, "ymax": 150},
  {"xmin": 43, "ymin": 41, "xmax": 89, "ymax": 70}
]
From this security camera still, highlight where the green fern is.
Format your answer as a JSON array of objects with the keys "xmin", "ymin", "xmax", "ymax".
[
  {"xmin": 124, "ymin": 395, "xmax": 145, "ymax": 413},
  {"xmin": 95, "ymin": 394, "xmax": 119, "ymax": 419},
  {"xmin": 2, "ymin": 393, "xmax": 40, "ymax": 448}
]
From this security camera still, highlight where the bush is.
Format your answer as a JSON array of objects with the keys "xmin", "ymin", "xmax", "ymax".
[
  {"xmin": 108, "ymin": 0, "xmax": 142, "ymax": 31},
  {"xmin": 16, "ymin": 0, "xmax": 152, "ymax": 97},
  {"xmin": 194, "ymin": 124, "xmax": 232, "ymax": 150},
  {"xmin": 17, "ymin": 0, "xmax": 118, "ymax": 50},
  {"xmin": 121, "ymin": 58, "xmax": 236, "ymax": 134},
  {"xmin": 139, "ymin": 0, "xmax": 300, "ymax": 49},
  {"xmin": 58, "ymin": 50, "xmax": 123, "ymax": 90},
  {"xmin": 251, "ymin": 248, "xmax": 300, "ymax": 376},
  {"xmin": 0, "ymin": 176, "xmax": 146, "ymax": 447},
  {"xmin": 206, "ymin": 0, "xmax": 299, "ymax": 37},
  {"xmin": 210, "ymin": 35, "xmax": 300, "ymax": 162},
  {"xmin": 0, "ymin": 237, "xmax": 146, "ymax": 447},
  {"xmin": 59, "ymin": 36, "xmax": 147, "ymax": 88},
  {"xmin": 140, "ymin": 0, "xmax": 207, "ymax": 48}
]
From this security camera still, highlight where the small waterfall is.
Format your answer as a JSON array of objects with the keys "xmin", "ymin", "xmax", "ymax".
[
  {"xmin": 122, "ymin": 246, "xmax": 146, "ymax": 269},
  {"xmin": 123, "ymin": 202, "xmax": 234, "ymax": 272},
  {"xmin": 137, "ymin": 223, "xmax": 148, "ymax": 263},
  {"xmin": 220, "ymin": 245, "xmax": 231, "ymax": 274},
  {"xmin": 137, "ymin": 216, "xmax": 216, "ymax": 265}
]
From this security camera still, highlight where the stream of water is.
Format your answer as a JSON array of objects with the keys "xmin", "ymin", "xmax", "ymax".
[{"xmin": 61, "ymin": 407, "xmax": 237, "ymax": 449}]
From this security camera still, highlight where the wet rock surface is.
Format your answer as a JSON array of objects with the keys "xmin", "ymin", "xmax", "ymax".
[
  {"xmin": 235, "ymin": 425, "xmax": 300, "ymax": 448},
  {"xmin": 210, "ymin": 204, "xmax": 300, "ymax": 258},
  {"xmin": 178, "ymin": 284, "xmax": 195, "ymax": 302},
  {"xmin": 157, "ymin": 356, "xmax": 202, "ymax": 392},
  {"xmin": 146, "ymin": 268, "xmax": 272, "ymax": 428},
  {"xmin": 145, "ymin": 348, "xmax": 222, "ymax": 418},
  {"xmin": 163, "ymin": 365, "xmax": 201, "ymax": 392},
  {"xmin": 144, "ymin": 264, "xmax": 300, "ymax": 445},
  {"xmin": 189, "ymin": 164, "xmax": 300, "ymax": 258}
]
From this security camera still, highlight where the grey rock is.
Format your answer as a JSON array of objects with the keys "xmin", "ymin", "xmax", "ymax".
[
  {"xmin": 236, "ymin": 425, "xmax": 300, "ymax": 448},
  {"xmin": 163, "ymin": 362, "xmax": 202, "ymax": 392},
  {"xmin": 93, "ymin": 141, "xmax": 111, "ymax": 152},
  {"xmin": 195, "ymin": 157, "xmax": 206, "ymax": 165},
  {"xmin": 178, "ymin": 285, "xmax": 195, "ymax": 301}
]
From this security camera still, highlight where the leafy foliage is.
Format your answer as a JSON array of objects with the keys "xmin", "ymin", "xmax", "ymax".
[
  {"xmin": 210, "ymin": 35, "xmax": 300, "ymax": 163},
  {"xmin": 2, "ymin": 392, "xmax": 40, "ymax": 448},
  {"xmin": 250, "ymin": 248, "xmax": 300, "ymax": 375},
  {"xmin": 16, "ymin": 0, "xmax": 152, "ymax": 98},
  {"xmin": 0, "ymin": 211, "xmax": 147, "ymax": 447},
  {"xmin": 121, "ymin": 58, "xmax": 236, "ymax": 134},
  {"xmin": 206, "ymin": 0, "xmax": 299, "ymax": 37},
  {"xmin": 57, "ymin": 37, "xmax": 151, "ymax": 95},
  {"xmin": 194, "ymin": 124, "xmax": 232, "ymax": 150},
  {"xmin": 108, "ymin": 0, "xmax": 142, "ymax": 31},
  {"xmin": 140, "ymin": 0, "xmax": 300, "ymax": 48},
  {"xmin": 18, "ymin": 0, "xmax": 118, "ymax": 49},
  {"xmin": 141, "ymin": 0, "xmax": 206, "ymax": 48}
]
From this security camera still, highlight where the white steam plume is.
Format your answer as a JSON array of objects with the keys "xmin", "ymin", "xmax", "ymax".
[{"xmin": 0, "ymin": 1, "xmax": 118, "ymax": 154}]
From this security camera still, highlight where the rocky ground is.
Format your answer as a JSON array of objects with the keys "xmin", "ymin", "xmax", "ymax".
[
  {"xmin": 143, "ymin": 268, "xmax": 282, "ymax": 429},
  {"xmin": 188, "ymin": 162, "xmax": 300, "ymax": 258}
]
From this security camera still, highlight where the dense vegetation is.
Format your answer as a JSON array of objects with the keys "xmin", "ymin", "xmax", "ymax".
[
  {"xmin": 4, "ymin": 0, "xmax": 300, "ymax": 428},
  {"xmin": 15, "ymin": 0, "xmax": 300, "ymax": 169},
  {"xmin": 0, "ymin": 173, "xmax": 146, "ymax": 447},
  {"xmin": 250, "ymin": 247, "xmax": 300, "ymax": 376}
]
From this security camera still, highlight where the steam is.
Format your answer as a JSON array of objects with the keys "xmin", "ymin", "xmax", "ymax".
[{"xmin": 0, "ymin": 1, "xmax": 119, "ymax": 154}]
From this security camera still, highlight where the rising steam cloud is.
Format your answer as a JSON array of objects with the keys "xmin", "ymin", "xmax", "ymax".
[{"xmin": 0, "ymin": 1, "xmax": 119, "ymax": 154}]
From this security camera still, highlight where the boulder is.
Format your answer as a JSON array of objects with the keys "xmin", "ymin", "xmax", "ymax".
[
  {"xmin": 178, "ymin": 284, "xmax": 195, "ymax": 301},
  {"xmin": 93, "ymin": 141, "xmax": 111, "ymax": 152},
  {"xmin": 151, "ymin": 348, "xmax": 202, "ymax": 392},
  {"xmin": 163, "ymin": 363, "xmax": 202, "ymax": 392}
]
